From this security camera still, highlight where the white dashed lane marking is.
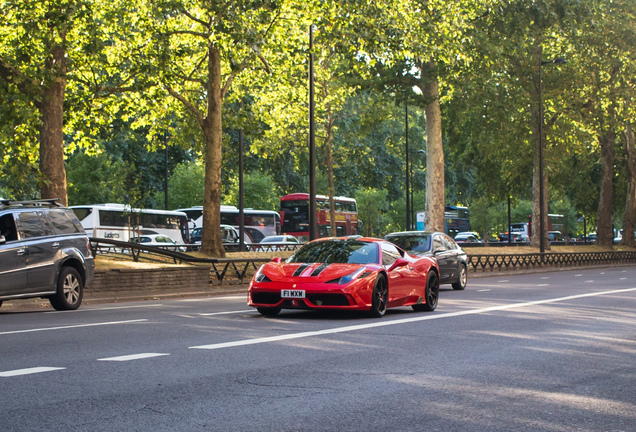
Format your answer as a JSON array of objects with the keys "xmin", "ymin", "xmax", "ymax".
[
  {"xmin": 98, "ymin": 353, "xmax": 169, "ymax": 362},
  {"xmin": 0, "ymin": 319, "xmax": 148, "ymax": 336},
  {"xmin": 0, "ymin": 367, "xmax": 65, "ymax": 377}
]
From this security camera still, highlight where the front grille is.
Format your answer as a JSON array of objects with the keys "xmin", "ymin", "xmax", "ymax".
[
  {"xmin": 306, "ymin": 293, "xmax": 350, "ymax": 306},
  {"xmin": 251, "ymin": 291, "xmax": 281, "ymax": 305}
]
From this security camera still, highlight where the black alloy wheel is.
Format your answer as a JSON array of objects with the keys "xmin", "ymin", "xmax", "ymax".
[
  {"xmin": 413, "ymin": 270, "xmax": 439, "ymax": 312},
  {"xmin": 49, "ymin": 267, "xmax": 84, "ymax": 311},
  {"xmin": 369, "ymin": 274, "xmax": 388, "ymax": 318}
]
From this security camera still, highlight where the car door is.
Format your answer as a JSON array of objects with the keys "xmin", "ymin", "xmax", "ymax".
[
  {"xmin": 381, "ymin": 242, "xmax": 418, "ymax": 302},
  {"xmin": 16, "ymin": 210, "xmax": 58, "ymax": 291},
  {"xmin": 0, "ymin": 212, "xmax": 28, "ymax": 296}
]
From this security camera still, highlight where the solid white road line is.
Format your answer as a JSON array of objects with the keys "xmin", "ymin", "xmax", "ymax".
[
  {"xmin": 0, "ymin": 319, "xmax": 148, "ymax": 336},
  {"xmin": 0, "ymin": 367, "xmax": 65, "ymax": 377},
  {"xmin": 98, "ymin": 353, "xmax": 169, "ymax": 362},
  {"xmin": 198, "ymin": 310, "xmax": 254, "ymax": 316},
  {"xmin": 190, "ymin": 287, "xmax": 636, "ymax": 351}
]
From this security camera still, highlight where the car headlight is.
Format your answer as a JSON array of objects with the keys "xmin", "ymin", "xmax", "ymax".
[
  {"xmin": 330, "ymin": 268, "xmax": 370, "ymax": 285},
  {"xmin": 254, "ymin": 265, "xmax": 271, "ymax": 283}
]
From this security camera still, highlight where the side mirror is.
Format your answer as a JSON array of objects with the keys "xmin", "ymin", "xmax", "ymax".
[
  {"xmin": 388, "ymin": 258, "xmax": 409, "ymax": 272},
  {"xmin": 0, "ymin": 235, "xmax": 5, "ymax": 244},
  {"xmin": 270, "ymin": 257, "xmax": 282, "ymax": 263}
]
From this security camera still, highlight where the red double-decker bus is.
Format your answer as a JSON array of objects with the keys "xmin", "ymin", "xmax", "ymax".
[{"xmin": 280, "ymin": 193, "xmax": 359, "ymax": 241}]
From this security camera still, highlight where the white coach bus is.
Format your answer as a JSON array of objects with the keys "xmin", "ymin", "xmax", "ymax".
[
  {"xmin": 70, "ymin": 204, "xmax": 190, "ymax": 244},
  {"xmin": 178, "ymin": 205, "xmax": 281, "ymax": 244}
]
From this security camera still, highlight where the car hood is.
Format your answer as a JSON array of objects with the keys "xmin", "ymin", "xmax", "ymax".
[{"xmin": 262, "ymin": 262, "xmax": 375, "ymax": 282}]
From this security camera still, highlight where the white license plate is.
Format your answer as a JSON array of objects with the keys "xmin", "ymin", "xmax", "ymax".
[{"xmin": 281, "ymin": 289, "xmax": 305, "ymax": 299}]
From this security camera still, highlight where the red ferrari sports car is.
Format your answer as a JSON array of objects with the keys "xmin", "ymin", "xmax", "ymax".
[{"xmin": 248, "ymin": 237, "xmax": 440, "ymax": 317}]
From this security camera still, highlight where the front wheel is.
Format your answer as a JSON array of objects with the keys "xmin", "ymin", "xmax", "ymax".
[
  {"xmin": 413, "ymin": 270, "xmax": 439, "ymax": 312},
  {"xmin": 452, "ymin": 263, "xmax": 468, "ymax": 290},
  {"xmin": 49, "ymin": 267, "xmax": 84, "ymax": 311},
  {"xmin": 257, "ymin": 307, "xmax": 281, "ymax": 317},
  {"xmin": 368, "ymin": 274, "xmax": 388, "ymax": 318}
]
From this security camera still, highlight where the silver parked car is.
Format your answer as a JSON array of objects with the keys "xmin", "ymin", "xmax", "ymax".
[{"xmin": 0, "ymin": 199, "xmax": 95, "ymax": 310}]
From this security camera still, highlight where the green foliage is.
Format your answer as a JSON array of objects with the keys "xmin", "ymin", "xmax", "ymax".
[
  {"xmin": 224, "ymin": 171, "xmax": 281, "ymax": 211},
  {"xmin": 159, "ymin": 161, "xmax": 205, "ymax": 210},
  {"xmin": 1, "ymin": 0, "xmax": 636, "ymax": 242},
  {"xmin": 355, "ymin": 187, "xmax": 390, "ymax": 237},
  {"xmin": 66, "ymin": 151, "xmax": 133, "ymax": 205}
]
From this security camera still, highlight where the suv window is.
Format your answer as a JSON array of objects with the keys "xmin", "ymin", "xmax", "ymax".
[
  {"xmin": 0, "ymin": 213, "xmax": 19, "ymax": 242},
  {"xmin": 17, "ymin": 211, "xmax": 48, "ymax": 238},
  {"xmin": 47, "ymin": 209, "xmax": 81, "ymax": 234}
]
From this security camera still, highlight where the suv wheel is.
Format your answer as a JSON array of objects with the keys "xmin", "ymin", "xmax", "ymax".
[{"xmin": 49, "ymin": 267, "xmax": 84, "ymax": 311}]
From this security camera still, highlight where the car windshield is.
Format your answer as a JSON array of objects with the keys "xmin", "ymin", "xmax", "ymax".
[
  {"xmin": 263, "ymin": 236, "xmax": 283, "ymax": 242},
  {"xmin": 386, "ymin": 235, "xmax": 432, "ymax": 252},
  {"xmin": 287, "ymin": 240, "xmax": 379, "ymax": 264}
]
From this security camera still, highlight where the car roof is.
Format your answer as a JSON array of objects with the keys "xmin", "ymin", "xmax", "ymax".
[
  {"xmin": 385, "ymin": 231, "xmax": 441, "ymax": 236},
  {"xmin": 0, "ymin": 199, "xmax": 64, "ymax": 210}
]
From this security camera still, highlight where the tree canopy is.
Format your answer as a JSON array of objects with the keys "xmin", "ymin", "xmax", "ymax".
[{"xmin": 2, "ymin": 0, "xmax": 635, "ymax": 252}]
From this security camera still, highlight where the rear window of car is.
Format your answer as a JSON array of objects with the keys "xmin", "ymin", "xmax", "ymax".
[
  {"xmin": 48, "ymin": 210, "xmax": 82, "ymax": 234},
  {"xmin": 386, "ymin": 235, "xmax": 431, "ymax": 252}
]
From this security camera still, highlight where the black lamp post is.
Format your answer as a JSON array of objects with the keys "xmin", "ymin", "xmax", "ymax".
[
  {"xmin": 308, "ymin": 25, "xmax": 317, "ymax": 240},
  {"xmin": 414, "ymin": 149, "xmax": 426, "ymax": 229},
  {"xmin": 238, "ymin": 129, "xmax": 245, "ymax": 252},
  {"xmin": 405, "ymin": 103, "xmax": 410, "ymax": 230},
  {"xmin": 538, "ymin": 51, "xmax": 566, "ymax": 254}
]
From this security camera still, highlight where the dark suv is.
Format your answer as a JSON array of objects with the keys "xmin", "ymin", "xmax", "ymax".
[{"xmin": 0, "ymin": 199, "xmax": 95, "ymax": 310}]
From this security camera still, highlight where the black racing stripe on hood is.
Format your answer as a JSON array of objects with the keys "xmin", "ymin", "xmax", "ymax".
[
  {"xmin": 311, "ymin": 263, "xmax": 330, "ymax": 277},
  {"xmin": 293, "ymin": 264, "xmax": 310, "ymax": 277}
]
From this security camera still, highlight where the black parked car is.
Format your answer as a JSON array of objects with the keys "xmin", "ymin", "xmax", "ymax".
[
  {"xmin": 0, "ymin": 199, "xmax": 95, "ymax": 310},
  {"xmin": 384, "ymin": 231, "xmax": 468, "ymax": 290}
]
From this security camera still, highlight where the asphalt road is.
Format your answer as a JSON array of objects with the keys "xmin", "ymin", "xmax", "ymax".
[{"xmin": 2, "ymin": 266, "xmax": 636, "ymax": 432}]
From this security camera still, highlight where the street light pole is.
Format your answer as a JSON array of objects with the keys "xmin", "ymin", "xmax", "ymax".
[
  {"xmin": 238, "ymin": 129, "xmax": 245, "ymax": 252},
  {"xmin": 308, "ymin": 25, "xmax": 317, "ymax": 240},
  {"xmin": 405, "ymin": 103, "xmax": 410, "ymax": 230}
]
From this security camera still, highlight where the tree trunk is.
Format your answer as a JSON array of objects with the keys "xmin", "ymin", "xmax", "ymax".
[
  {"xmin": 325, "ymin": 110, "xmax": 337, "ymax": 237},
  {"xmin": 200, "ymin": 46, "xmax": 226, "ymax": 257},
  {"xmin": 39, "ymin": 45, "xmax": 68, "ymax": 205},
  {"xmin": 530, "ymin": 111, "xmax": 550, "ymax": 251},
  {"xmin": 422, "ymin": 61, "xmax": 445, "ymax": 232},
  {"xmin": 531, "ymin": 45, "xmax": 550, "ymax": 250},
  {"xmin": 597, "ymin": 130, "xmax": 616, "ymax": 247},
  {"xmin": 622, "ymin": 125, "xmax": 636, "ymax": 247}
]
